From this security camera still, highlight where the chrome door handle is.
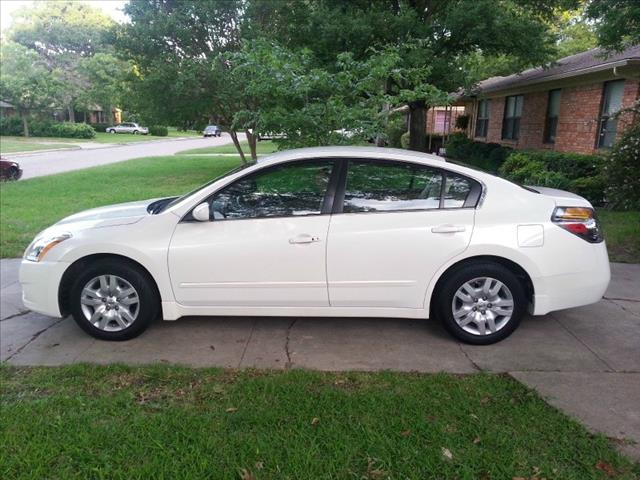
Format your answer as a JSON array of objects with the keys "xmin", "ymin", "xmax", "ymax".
[
  {"xmin": 289, "ymin": 234, "xmax": 320, "ymax": 244},
  {"xmin": 431, "ymin": 225, "xmax": 466, "ymax": 233}
]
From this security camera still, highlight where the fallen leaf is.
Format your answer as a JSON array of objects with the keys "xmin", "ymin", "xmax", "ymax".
[
  {"xmin": 442, "ymin": 447, "xmax": 453, "ymax": 461},
  {"xmin": 254, "ymin": 461, "xmax": 264, "ymax": 470},
  {"xmin": 238, "ymin": 468, "xmax": 255, "ymax": 480},
  {"xmin": 226, "ymin": 407, "xmax": 238, "ymax": 413},
  {"xmin": 595, "ymin": 461, "xmax": 616, "ymax": 476},
  {"xmin": 473, "ymin": 436, "xmax": 481, "ymax": 444},
  {"xmin": 400, "ymin": 429, "xmax": 411, "ymax": 437},
  {"xmin": 480, "ymin": 396, "xmax": 491, "ymax": 404},
  {"xmin": 470, "ymin": 413, "xmax": 479, "ymax": 420},
  {"xmin": 311, "ymin": 417, "xmax": 320, "ymax": 427}
]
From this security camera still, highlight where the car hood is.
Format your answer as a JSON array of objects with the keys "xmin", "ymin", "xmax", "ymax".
[{"xmin": 53, "ymin": 199, "xmax": 156, "ymax": 231}]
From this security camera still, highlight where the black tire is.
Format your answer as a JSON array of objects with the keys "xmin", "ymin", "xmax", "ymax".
[
  {"xmin": 436, "ymin": 262, "xmax": 526, "ymax": 345},
  {"xmin": 8, "ymin": 166, "xmax": 20, "ymax": 181},
  {"xmin": 133, "ymin": 130, "xmax": 139, "ymax": 135},
  {"xmin": 69, "ymin": 259, "xmax": 160, "ymax": 341},
  {"xmin": 108, "ymin": 129, "xmax": 116, "ymax": 134}
]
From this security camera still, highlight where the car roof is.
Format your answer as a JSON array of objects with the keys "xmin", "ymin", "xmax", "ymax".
[{"xmin": 256, "ymin": 146, "xmax": 496, "ymax": 184}]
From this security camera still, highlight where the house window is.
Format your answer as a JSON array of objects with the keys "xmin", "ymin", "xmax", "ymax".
[
  {"xmin": 543, "ymin": 89, "xmax": 561, "ymax": 144},
  {"xmin": 501, "ymin": 95, "xmax": 523, "ymax": 140},
  {"xmin": 597, "ymin": 80, "xmax": 625, "ymax": 149},
  {"xmin": 475, "ymin": 100, "xmax": 490, "ymax": 137}
]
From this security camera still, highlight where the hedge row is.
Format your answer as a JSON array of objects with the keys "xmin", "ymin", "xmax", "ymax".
[
  {"xmin": 149, "ymin": 125, "xmax": 168, "ymax": 136},
  {"xmin": 0, "ymin": 116, "xmax": 96, "ymax": 139},
  {"xmin": 442, "ymin": 132, "xmax": 611, "ymax": 207}
]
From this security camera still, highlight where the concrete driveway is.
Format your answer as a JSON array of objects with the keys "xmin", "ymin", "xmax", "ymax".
[
  {"xmin": 1, "ymin": 259, "xmax": 639, "ymax": 459},
  {"xmin": 3, "ymin": 133, "xmax": 243, "ymax": 179}
]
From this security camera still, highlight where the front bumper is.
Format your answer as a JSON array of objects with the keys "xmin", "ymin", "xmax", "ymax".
[{"xmin": 19, "ymin": 260, "xmax": 70, "ymax": 317}]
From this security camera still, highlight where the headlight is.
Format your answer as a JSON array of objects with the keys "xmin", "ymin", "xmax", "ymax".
[{"xmin": 24, "ymin": 233, "xmax": 72, "ymax": 262}]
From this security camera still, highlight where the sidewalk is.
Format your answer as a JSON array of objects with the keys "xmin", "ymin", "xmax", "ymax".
[{"xmin": 1, "ymin": 259, "xmax": 639, "ymax": 459}]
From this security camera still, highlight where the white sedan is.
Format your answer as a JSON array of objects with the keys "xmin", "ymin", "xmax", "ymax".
[
  {"xmin": 19, "ymin": 147, "xmax": 610, "ymax": 344},
  {"xmin": 105, "ymin": 123, "xmax": 149, "ymax": 135}
]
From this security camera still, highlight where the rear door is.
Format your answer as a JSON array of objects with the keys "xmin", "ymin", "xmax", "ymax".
[{"xmin": 326, "ymin": 159, "xmax": 479, "ymax": 309}]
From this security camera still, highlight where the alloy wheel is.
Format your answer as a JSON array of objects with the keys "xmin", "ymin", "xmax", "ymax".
[
  {"xmin": 80, "ymin": 275, "xmax": 140, "ymax": 332},
  {"xmin": 451, "ymin": 277, "xmax": 514, "ymax": 336}
]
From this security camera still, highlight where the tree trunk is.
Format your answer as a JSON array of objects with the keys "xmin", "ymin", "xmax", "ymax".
[
  {"xmin": 246, "ymin": 130, "xmax": 258, "ymax": 161},
  {"xmin": 229, "ymin": 130, "xmax": 247, "ymax": 164},
  {"xmin": 21, "ymin": 110, "xmax": 30, "ymax": 138},
  {"xmin": 408, "ymin": 101, "xmax": 427, "ymax": 152},
  {"xmin": 67, "ymin": 106, "xmax": 75, "ymax": 123}
]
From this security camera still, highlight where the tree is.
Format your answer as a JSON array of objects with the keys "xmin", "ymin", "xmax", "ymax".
[
  {"xmin": 7, "ymin": 1, "xmax": 115, "ymax": 121},
  {"xmin": 245, "ymin": 0, "xmax": 580, "ymax": 151},
  {"xmin": 0, "ymin": 42, "xmax": 62, "ymax": 137},
  {"xmin": 586, "ymin": 0, "xmax": 640, "ymax": 51},
  {"xmin": 78, "ymin": 53, "xmax": 130, "ymax": 124},
  {"xmin": 119, "ymin": 0, "xmax": 255, "ymax": 159}
]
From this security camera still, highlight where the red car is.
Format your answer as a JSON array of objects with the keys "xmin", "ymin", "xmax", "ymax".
[{"xmin": 0, "ymin": 157, "xmax": 22, "ymax": 181}]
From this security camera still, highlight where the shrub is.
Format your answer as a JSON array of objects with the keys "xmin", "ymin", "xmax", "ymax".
[
  {"xmin": 0, "ymin": 116, "xmax": 23, "ymax": 136},
  {"xmin": 91, "ymin": 123, "xmax": 111, "ymax": 133},
  {"xmin": 149, "ymin": 125, "xmax": 169, "ymax": 136},
  {"xmin": 455, "ymin": 114, "xmax": 470, "ymax": 130},
  {"xmin": 0, "ymin": 118, "xmax": 95, "ymax": 139},
  {"xmin": 400, "ymin": 131, "xmax": 410, "ymax": 149},
  {"xmin": 499, "ymin": 150, "xmax": 606, "ymax": 206},
  {"xmin": 443, "ymin": 134, "xmax": 510, "ymax": 173},
  {"xmin": 603, "ymin": 118, "xmax": 640, "ymax": 210},
  {"xmin": 385, "ymin": 116, "xmax": 406, "ymax": 148}
]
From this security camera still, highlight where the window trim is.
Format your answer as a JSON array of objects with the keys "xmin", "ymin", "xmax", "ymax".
[
  {"xmin": 597, "ymin": 79, "xmax": 625, "ymax": 149},
  {"xmin": 182, "ymin": 157, "xmax": 485, "ymax": 222},
  {"xmin": 475, "ymin": 99, "xmax": 490, "ymax": 138},
  {"xmin": 543, "ymin": 89, "xmax": 561, "ymax": 144},
  {"xmin": 182, "ymin": 158, "xmax": 340, "ymax": 222},
  {"xmin": 332, "ymin": 157, "xmax": 482, "ymax": 216},
  {"xmin": 501, "ymin": 94, "xmax": 524, "ymax": 140}
]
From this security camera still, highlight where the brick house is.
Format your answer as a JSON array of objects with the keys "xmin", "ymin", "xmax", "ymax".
[{"xmin": 459, "ymin": 45, "xmax": 640, "ymax": 154}]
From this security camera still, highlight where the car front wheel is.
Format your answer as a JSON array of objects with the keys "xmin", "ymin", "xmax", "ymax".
[
  {"xmin": 69, "ymin": 259, "xmax": 159, "ymax": 341},
  {"xmin": 108, "ymin": 129, "xmax": 116, "ymax": 134},
  {"xmin": 437, "ymin": 262, "xmax": 526, "ymax": 345}
]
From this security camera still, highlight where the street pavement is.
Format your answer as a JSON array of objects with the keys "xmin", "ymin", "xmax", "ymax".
[
  {"xmin": 3, "ymin": 133, "xmax": 243, "ymax": 179},
  {"xmin": 1, "ymin": 259, "xmax": 639, "ymax": 460}
]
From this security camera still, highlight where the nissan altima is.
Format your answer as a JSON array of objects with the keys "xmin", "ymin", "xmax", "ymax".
[{"xmin": 19, "ymin": 147, "xmax": 610, "ymax": 344}]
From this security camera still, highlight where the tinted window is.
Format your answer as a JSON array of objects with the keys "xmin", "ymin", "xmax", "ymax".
[
  {"xmin": 209, "ymin": 160, "xmax": 334, "ymax": 219},
  {"xmin": 343, "ymin": 161, "xmax": 443, "ymax": 213},
  {"xmin": 443, "ymin": 174, "xmax": 473, "ymax": 208}
]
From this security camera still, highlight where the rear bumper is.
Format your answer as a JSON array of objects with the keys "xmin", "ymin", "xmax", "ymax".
[
  {"xmin": 531, "ymin": 242, "xmax": 610, "ymax": 315},
  {"xmin": 19, "ymin": 260, "xmax": 69, "ymax": 318}
]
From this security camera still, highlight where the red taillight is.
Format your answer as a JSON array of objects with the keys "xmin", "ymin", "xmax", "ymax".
[{"xmin": 551, "ymin": 206, "xmax": 603, "ymax": 243}]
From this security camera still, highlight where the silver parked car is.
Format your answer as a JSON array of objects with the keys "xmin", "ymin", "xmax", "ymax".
[{"xmin": 106, "ymin": 123, "xmax": 149, "ymax": 135}]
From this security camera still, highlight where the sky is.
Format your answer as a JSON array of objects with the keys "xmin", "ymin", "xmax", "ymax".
[{"xmin": 0, "ymin": 0, "xmax": 129, "ymax": 31}]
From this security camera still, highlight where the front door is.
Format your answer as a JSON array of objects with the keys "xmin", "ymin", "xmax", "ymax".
[
  {"xmin": 327, "ymin": 159, "xmax": 477, "ymax": 308},
  {"xmin": 168, "ymin": 159, "xmax": 337, "ymax": 307}
]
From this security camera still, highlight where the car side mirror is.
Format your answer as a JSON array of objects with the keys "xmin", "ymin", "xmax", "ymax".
[{"xmin": 192, "ymin": 202, "xmax": 210, "ymax": 222}]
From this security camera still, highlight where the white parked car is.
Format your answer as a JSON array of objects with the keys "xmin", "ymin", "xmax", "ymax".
[
  {"xmin": 20, "ymin": 147, "xmax": 610, "ymax": 344},
  {"xmin": 106, "ymin": 122, "xmax": 149, "ymax": 135}
]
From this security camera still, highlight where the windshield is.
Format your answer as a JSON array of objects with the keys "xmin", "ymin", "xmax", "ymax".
[{"xmin": 153, "ymin": 162, "xmax": 256, "ymax": 213}]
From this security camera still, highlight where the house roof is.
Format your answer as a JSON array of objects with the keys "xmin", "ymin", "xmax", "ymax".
[
  {"xmin": 469, "ymin": 45, "xmax": 640, "ymax": 96},
  {"xmin": 0, "ymin": 100, "xmax": 15, "ymax": 108}
]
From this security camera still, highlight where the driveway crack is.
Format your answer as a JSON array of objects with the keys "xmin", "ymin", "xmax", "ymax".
[
  {"xmin": 605, "ymin": 298, "xmax": 640, "ymax": 319},
  {"xmin": 284, "ymin": 318, "xmax": 298, "ymax": 369},
  {"xmin": 4, "ymin": 317, "xmax": 66, "ymax": 362},
  {"xmin": 458, "ymin": 343, "xmax": 482, "ymax": 371},
  {"xmin": 237, "ymin": 318, "xmax": 256, "ymax": 368},
  {"xmin": 0, "ymin": 309, "xmax": 31, "ymax": 322},
  {"xmin": 552, "ymin": 313, "xmax": 616, "ymax": 372}
]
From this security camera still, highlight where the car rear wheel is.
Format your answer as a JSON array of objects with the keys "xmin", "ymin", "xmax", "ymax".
[
  {"xmin": 69, "ymin": 259, "xmax": 159, "ymax": 341},
  {"xmin": 108, "ymin": 129, "xmax": 116, "ymax": 134},
  {"xmin": 436, "ymin": 262, "xmax": 526, "ymax": 345},
  {"xmin": 133, "ymin": 130, "xmax": 139, "ymax": 135}
]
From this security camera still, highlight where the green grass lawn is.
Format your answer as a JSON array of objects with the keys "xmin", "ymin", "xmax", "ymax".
[
  {"xmin": 598, "ymin": 210, "xmax": 640, "ymax": 263},
  {"xmin": 0, "ymin": 155, "xmax": 241, "ymax": 257},
  {"xmin": 178, "ymin": 140, "xmax": 279, "ymax": 155},
  {"xmin": 1, "ymin": 365, "xmax": 636, "ymax": 479},
  {"xmin": 0, "ymin": 137, "xmax": 80, "ymax": 154}
]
